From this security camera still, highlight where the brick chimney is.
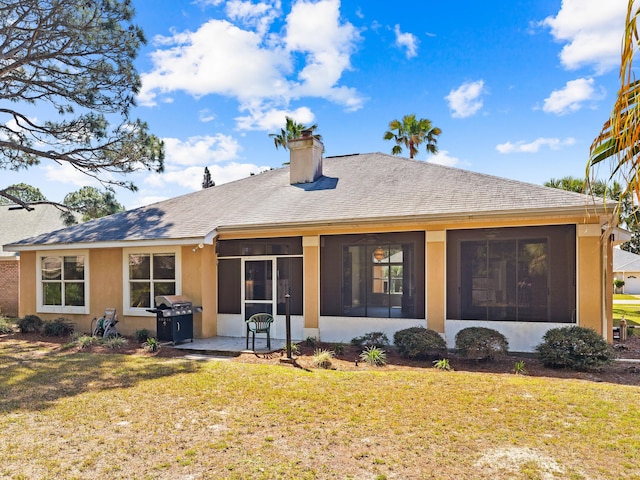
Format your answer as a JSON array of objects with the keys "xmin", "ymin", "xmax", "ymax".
[{"xmin": 288, "ymin": 130, "xmax": 323, "ymax": 184}]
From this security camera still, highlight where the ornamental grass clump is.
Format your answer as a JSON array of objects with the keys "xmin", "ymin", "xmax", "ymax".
[
  {"xmin": 535, "ymin": 326, "xmax": 614, "ymax": 371},
  {"xmin": 394, "ymin": 326, "xmax": 447, "ymax": 360},
  {"xmin": 359, "ymin": 346, "xmax": 387, "ymax": 366},
  {"xmin": 312, "ymin": 349, "xmax": 335, "ymax": 369},
  {"xmin": 455, "ymin": 327, "xmax": 508, "ymax": 361}
]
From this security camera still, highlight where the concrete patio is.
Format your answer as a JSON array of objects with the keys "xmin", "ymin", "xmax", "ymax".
[{"xmin": 167, "ymin": 336, "xmax": 287, "ymax": 356}]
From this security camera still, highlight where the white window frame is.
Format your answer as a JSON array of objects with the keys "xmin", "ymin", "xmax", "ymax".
[
  {"xmin": 36, "ymin": 250, "xmax": 90, "ymax": 314},
  {"xmin": 122, "ymin": 246, "xmax": 182, "ymax": 316}
]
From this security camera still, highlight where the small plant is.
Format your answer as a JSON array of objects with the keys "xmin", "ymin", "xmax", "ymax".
[
  {"xmin": 393, "ymin": 326, "xmax": 447, "ymax": 360},
  {"xmin": 432, "ymin": 358, "xmax": 452, "ymax": 371},
  {"xmin": 143, "ymin": 337, "xmax": 159, "ymax": 352},
  {"xmin": 455, "ymin": 327, "xmax": 508, "ymax": 360},
  {"xmin": 351, "ymin": 331, "xmax": 390, "ymax": 348},
  {"xmin": 135, "ymin": 328, "xmax": 152, "ymax": 343},
  {"xmin": 513, "ymin": 360, "xmax": 528, "ymax": 375},
  {"xmin": 0, "ymin": 315, "xmax": 14, "ymax": 334},
  {"xmin": 332, "ymin": 342, "xmax": 345, "ymax": 356},
  {"xmin": 305, "ymin": 336, "xmax": 317, "ymax": 347},
  {"xmin": 284, "ymin": 342, "xmax": 300, "ymax": 356},
  {"xmin": 43, "ymin": 317, "xmax": 74, "ymax": 337},
  {"xmin": 17, "ymin": 314, "xmax": 43, "ymax": 334},
  {"xmin": 312, "ymin": 348, "xmax": 335, "ymax": 369},
  {"xmin": 359, "ymin": 346, "xmax": 387, "ymax": 366},
  {"xmin": 535, "ymin": 326, "xmax": 614, "ymax": 371},
  {"xmin": 103, "ymin": 336, "xmax": 128, "ymax": 349},
  {"xmin": 75, "ymin": 334, "xmax": 99, "ymax": 349}
]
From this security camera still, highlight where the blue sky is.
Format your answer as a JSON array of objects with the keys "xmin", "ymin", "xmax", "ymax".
[{"xmin": 3, "ymin": 0, "xmax": 630, "ymax": 209}]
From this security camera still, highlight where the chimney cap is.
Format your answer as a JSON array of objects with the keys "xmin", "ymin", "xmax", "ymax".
[{"xmin": 301, "ymin": 129, "xmax": 313, "ymax": 138}]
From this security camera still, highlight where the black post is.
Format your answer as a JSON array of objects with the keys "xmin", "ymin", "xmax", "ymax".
[{"xmin": 285, "ymin": 293, "xmax": 291, "ymax": 359}]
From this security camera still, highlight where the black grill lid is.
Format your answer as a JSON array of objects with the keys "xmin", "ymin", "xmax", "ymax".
[{"xmin": 155, "ymin": 295, "xmax": 192, "ymax": 308}]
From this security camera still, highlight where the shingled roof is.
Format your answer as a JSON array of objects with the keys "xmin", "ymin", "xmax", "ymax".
[{"xmin": 5, "ymin": 153, "xmax": 604, "ymax": 249}]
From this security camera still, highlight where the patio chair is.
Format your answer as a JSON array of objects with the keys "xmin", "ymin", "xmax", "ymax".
[{"xmin": 245, "ymin": 313, "xmax": 274, "ymax": 350}]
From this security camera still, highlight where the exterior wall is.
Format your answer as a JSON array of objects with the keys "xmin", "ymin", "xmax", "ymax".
[
  {"xmin": 577, "ymin": 225, "xmax": 605, "ymax": 337},
  {"xmin": 14, "ymin": 212, "xmax": 612, "ymax": 351},
  {"xmin": 0, "ymin": 257, "xmax": 19, "ymax": 317},
  {"xmin": 302, "ymin": 236, "xmax": 320, "ymax": 338},
  {"xmin": 426, "ymin": 231, "xmax": 445, "ymax": 333}
]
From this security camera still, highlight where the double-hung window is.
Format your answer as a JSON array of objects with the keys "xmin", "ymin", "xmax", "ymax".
[
  {"xmin": 37, "ymin": 251, "xmax": 89, "ymax": 314},
  {"xmin": 123, "ymin": 247, "xmax": 180, "ymax": 315}
]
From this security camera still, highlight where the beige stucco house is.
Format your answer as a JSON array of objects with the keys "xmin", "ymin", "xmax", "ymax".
[{"xmin": 4, "ymin": 135, "xmax": 620, "ymax": 351}]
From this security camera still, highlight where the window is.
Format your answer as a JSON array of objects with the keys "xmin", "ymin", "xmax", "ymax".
[
  {"xmin": 37, "ymin": 252, "xmax": 88, "ymax": 314},
  {"xmin": 447, "ymin": 225, "xmax": 576, "ymax": 323},
  {"xmin": 123, "ymin": 248, "xmax": 180, "ymax": 315},
  {"xmin": 321, "ymin": 232, "xmax": 425, "ymax": 318}
]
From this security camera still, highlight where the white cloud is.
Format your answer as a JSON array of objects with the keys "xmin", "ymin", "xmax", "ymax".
[
  {"xmin": 428, "ymin": 150, "xmax": 460, "ymax": 167},
  {"xmin": 163, "ymin": 134, "xmax": 241, "ymax": 167},
  {"xmin": 143, "ymin": 162, "xmax": 269, "ymax": 192},
  {"xmin": 198, "ymin": 109, "xmax": 215, "ymax": 122},
  {"xmin": 445, "ymin": 80, "xmax": 486, "ymax": 118},
  {"xmin": 542, "ymin": 77, "xmax": 603, "ymax": 114},
  {"xmin": 542, "ymin": 0, "xmax": 628, "ymax": 74},
  {"xmin": 42, "ymin": 162, "xmax": 104, "ymax": 188},
  {"xmin": 495, "ymin": 137, "xmax": 576, "ymax": 154},
  {"xmin": 235, "ymin": 105, "xmax": 315, "ymax": 131},
  {"xmin": 139, "ymin": 0, "xmax": 364, "ymax": 120},
  {"xmin": 393, "ymin": 24, "xmax": 418, "ymax": 59}
]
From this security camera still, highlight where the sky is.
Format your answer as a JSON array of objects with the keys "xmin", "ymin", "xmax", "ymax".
[{"xmin": 2, "ymin": 0, "xmax": 633, "ymax": 209}]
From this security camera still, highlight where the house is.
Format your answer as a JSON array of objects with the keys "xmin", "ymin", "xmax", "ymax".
[
  {"xmin": 613, "ymin": 247, "xmax": 640, "ymax": 294},
  {"xmin": 4, "ymin": 134, "xmax": 620, "ymax": 352},
  {"xmin": 0, "ymin": 204, "xmax": 78, "ymax": 317}
]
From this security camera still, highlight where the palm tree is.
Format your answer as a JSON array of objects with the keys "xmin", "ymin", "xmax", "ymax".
[
  {"xmin": 383, "ymin": 114, "xmax": 442, "ymax": 159},
  {"xmin": 268, "ymin": 116, "xmax": 322, "ymax": 151},
  {"xmin": 588, "ymin": 1, "xmax": 640, "ymax": 215}
]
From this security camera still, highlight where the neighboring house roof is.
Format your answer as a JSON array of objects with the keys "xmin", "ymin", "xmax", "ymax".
[
  {"xmin": 5, "ymin": 153, "xmax": 605, "ymax": 249},
  {"xmin": 613, "ymin": 247, "xmax": 640, "ymax": 272},
  {"xmin": 0, "ymin": 204, "xmax": 80, "ymax": 256}
]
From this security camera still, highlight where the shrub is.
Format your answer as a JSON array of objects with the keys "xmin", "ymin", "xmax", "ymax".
[
  {"xmin": 312, "ymin": 349, "xmax": 335, "ymax": 369},
  {"xmin": 393, "ymin": 327, "xmax": 446, "ymax": 359},
  {"xmin": 455, "ymin": 327, "xmax": 508, "ymax": 360},
  {"xmin": 513, "ymin": 360, "xmax": 528, "ymax": 375},
  {"xmin": 535, "ymin": 326, "xmax": 614, "ymax": 371},
  {"xmin": 359, "ymin": 346, "xmax": 387, "ymax": 366},
  {"xmin": 332, "ymin": 342, "xmax": 345, "ymax": 356},
  {"xmin": 0, "ymin": 315, "xmax": 14, "ymax": 334},
  {"xmin": 143, "ymin": 337, "xmax": 159, "ymax": 353},
  {"xmin": 351, "ymin": 331, "xmax": 390, "ymax": 348},
  {"xmin": 135, "ymin": 328, "xmax": 152, "ymax": 343},
  {"xmin": 43, "ymin": 318, "xmax": 74, "ymax": 337},
  {"xmin": 305, "ymin": 336, "xmax": 317, "ymax": 347},
  {"xmin": 17, "ymin": 314, "xmax": 43, "ymax": 334}
]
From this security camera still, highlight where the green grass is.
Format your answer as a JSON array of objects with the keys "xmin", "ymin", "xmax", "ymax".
[
  {"xmin": 613, "ymin": 304, "xmax": 640, "ymax": 326},
  {"xmin": 614, "ymin": 293, "xmax": 640, "ymax": 301},
  {"xmin": 1, "ymin": 340, "xmax": 640, "ymax": 479}
]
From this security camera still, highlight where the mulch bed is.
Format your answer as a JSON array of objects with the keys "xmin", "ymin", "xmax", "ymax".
[{"xmin": 4, "ymin": 332, "xmax": 640, "ymax": 386}]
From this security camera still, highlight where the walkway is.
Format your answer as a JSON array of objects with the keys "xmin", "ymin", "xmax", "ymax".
[{"xmin": 168, "ymin": 336, "xmax": 287, "ymax": 356}]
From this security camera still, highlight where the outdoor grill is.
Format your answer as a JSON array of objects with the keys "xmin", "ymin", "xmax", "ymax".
[{"xmin": 147, "ymin": 294, "xmax": 195, "ymax": 345}]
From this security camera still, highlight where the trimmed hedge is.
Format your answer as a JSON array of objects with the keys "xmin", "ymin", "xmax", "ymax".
[
  {"xmin": 535, "ymin": 326, "xmax": 614, "ymax": 371},
  {"xmin": 393, "ymin": 327, "xmax": 446, "ymax": 359},
  {"xmin": 455, "ymin": 327, "xmax": 508, "ymax": 360}
]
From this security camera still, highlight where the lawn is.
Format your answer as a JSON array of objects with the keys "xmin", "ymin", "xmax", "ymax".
[{"xmin": 1, "ymin": 339, "xmax": 640, "ymax": 479}]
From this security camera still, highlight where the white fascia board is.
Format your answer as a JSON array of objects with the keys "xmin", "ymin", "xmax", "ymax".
[{"xmin": 4, "ymin": 237, "xmax": 208, "ymax": 252}]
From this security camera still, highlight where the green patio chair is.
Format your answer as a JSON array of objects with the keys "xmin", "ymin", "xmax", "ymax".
[{"xmin": 245, "ymin": 313, "xmax": 274, "ymax": 350}]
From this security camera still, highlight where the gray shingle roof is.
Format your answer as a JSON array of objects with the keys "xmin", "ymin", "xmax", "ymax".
[
  {"xmin": 614, "ymin": 248, "xmax": 640, "ymax": 272},
  {"xmin": 6, "ymin": 153, "xmax": 604, "ymax": 248},
  {"xmin": 0, "ymin": 204, "xmax": 79, "ymax": 255}
]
